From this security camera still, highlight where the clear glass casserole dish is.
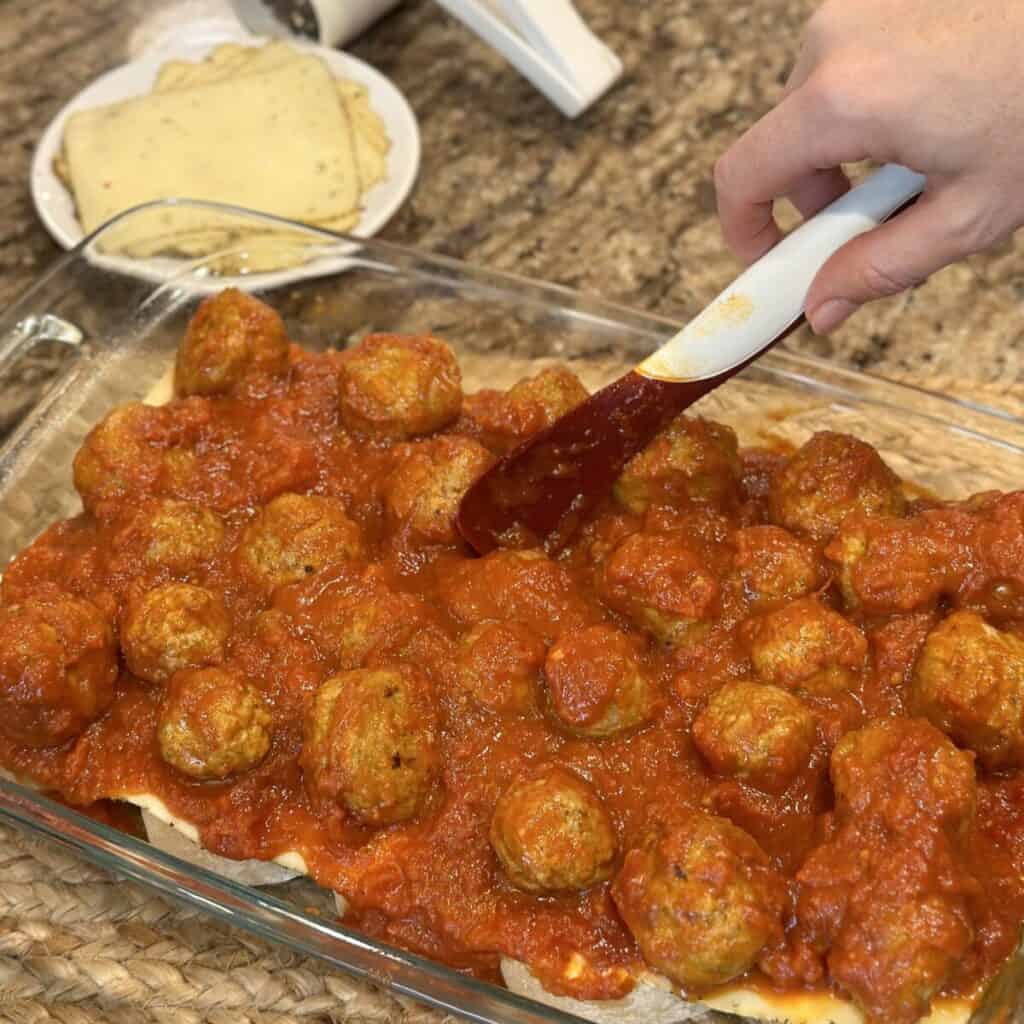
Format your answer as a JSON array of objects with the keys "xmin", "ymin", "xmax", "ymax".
[{"xmin": 0, "ymin": 200, "xmax": 1021, "ymax": 1024}]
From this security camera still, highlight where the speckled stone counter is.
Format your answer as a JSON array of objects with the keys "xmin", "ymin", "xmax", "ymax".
[{"xmin": 0, "ymin": 0, "xmax": 1020, "ymax": 418}]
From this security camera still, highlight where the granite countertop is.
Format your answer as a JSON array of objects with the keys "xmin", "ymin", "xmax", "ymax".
[{"xmin": 0, "ymin": 0, "xmax": 1020, "ymax": 416}]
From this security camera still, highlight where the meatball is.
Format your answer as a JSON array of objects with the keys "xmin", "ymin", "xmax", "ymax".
[
  {"xmin": 306, "ymin": 575, "xmax": 439, "ymax": 671},
  {"xmin": 73, "ymin": 402, "xmax": 169, "ymax": 510},
  {"xmin": 544, "ymin": 625, "xmax": 658, "ymax": 738},
  {"xmin": 236, "ymin": 493, "xmax": 364, "ymax": 591},
  {"xmin": 734, "ymin": 526, "xmax": 823, "ymax": 608},
  {"xmin": 744, "ymin": 597, "xmax": 867, "ymax": 696},
  {"xmin": 597, "ymin": 532, "xmax": 719, "ymax": 646},
  {"xmin": 829, "ymin": 864, "xmax": 973, "ymax": 1024},
  {"xmin": 114, "ymin": 498, "xmax": 224, "ymax": 574},
  {"xmin": 384, "ymin": 436, "xmax": 494, "ymax": 545},
  {"xmin": 612, "ymin": 813, "xmax": 788, "ymax": 989},
  {"xmin": 692, "ymin": 681, "xmax": 816, "ymax": 794},
  {"xmin": 440, "ymin": 549, "xmax": 595, "ymax": 643},
  {"xmin": 0, "ymin": 595, "xmax": 117, "ymax": 747},
  {"xmin": 910, "ymin": 611, "xmax": 1024, "ymax": 771},
  {"xmin": 830, "ymin": 717, "xmax": 976, "ymax": 835},
  {"xmin": 454, "ymin": 621, "xmax": 546, "ymax": 715},
  {"xmin": 614, "ymin": 416, "xmax": 741, "ymax": 515},
  {"xmin": 157, "ymin": 667, "xmax": 272, "ymax": 779},
  {"xmin": 769, "ymin": 432, "xmax": 906, "ymax": 542},
  {"xmin": 175, "ymin": 288, "xmax": 290, "ymax": 397},
  {"xmin": 120, "ymin": 583, "xmax": 229, "ymax": 684},
  {"xmin": 301, "ymin": 666, "xmax": 441, "ymax": 827},
  {"xmin": 461, "ymin": 367, "xmax": 588, "ymax": 449},
  {"xmin": 825, "ymin": 509, "xmax": 972, "ymax": 614},
  {"xmin": 490, "ymin": 765, "xmax": 617, "ymax": 893},
  {"xmin": 338, "ymin": 334, "xmax": 462, "ymax": 440}
]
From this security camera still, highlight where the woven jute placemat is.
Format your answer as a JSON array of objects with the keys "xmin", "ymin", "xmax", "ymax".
[{"xmin": 0, "ymin": 373, "xmax": 1019, "ymax": 1024}]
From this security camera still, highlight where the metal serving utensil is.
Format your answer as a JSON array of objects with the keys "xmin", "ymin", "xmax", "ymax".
[{"xmin": 457, "ymin": 163, "xmax": 926, "ymax": 555}]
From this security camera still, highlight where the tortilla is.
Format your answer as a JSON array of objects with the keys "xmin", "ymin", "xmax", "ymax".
[
  {"xmin": 500, "ymin": 957, "xmax": 976, "ymax": 1024},
  {"xmin": 137, "ymin": 801, "xmax": 304, "ymax": 886},
  {"xmin": 62, "ymin": 55, "xmax": 362, "ymax": 253}
]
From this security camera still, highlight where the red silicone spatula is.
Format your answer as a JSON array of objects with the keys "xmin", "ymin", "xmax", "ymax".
[{"xmin": 457, "ymin": 164, "xmax": 926, "ymax": 555}]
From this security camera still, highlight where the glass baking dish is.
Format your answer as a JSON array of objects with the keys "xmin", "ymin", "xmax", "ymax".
[{"xmin": 0, "ymin": 201, "xmax": 1021, "ymax": 1024}]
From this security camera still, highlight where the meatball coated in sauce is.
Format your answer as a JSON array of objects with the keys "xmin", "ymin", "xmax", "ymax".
[
  {"xmin": 120, "ymin": 583, "xmax": 229, "ymax": 684},
  {"xmin": 115, "ymin": 498, "xmax": 224, "ymax": 574},
  {"xmin": 734, "ymin": 526, "xmax": 823, "ymax": 608},
  {"xmin": 769, "ymin": 432, "xmax": 906, "ymax": 542},
  {"xmin": 0, "ymin": 596, "xmax": 117, "ymax": 748},
  {"xmin": 612, "ymin": 813, "xmax": 788, "ymax": 990},
  {"xmin": 614, "ymin": 415, "xmax": 741, "ymax": 515},
  {"xmin": 597, "ymin": 532, "xmax": 719, "ymax": 646},
  {"xmin": 544, "ymin": 625, "xmax": 658, "ymax": 738},
  {"xmin": 744, "ymin": 597, "xmax": 867, "ymax": 696},
  {"xmin": 384, "ymin": 436, "xmax": 494, "ymax": 546},
  {"xmin": 911, "ymin": 611, "xmax": 1024, "ymax": 772},
  {"xmin": 831, "ymin": 717, "xmax": 976, "ymax": 833},
  {"xmin": 490, "ymin": 765, "xmax": 617, "ymax": 893},
  {"xmin": 338, "ymin": 334, "xmax": 462, "ymax": 440},
  {"xmin": 462, "ymin": 366, "xmax": 588, "ymax": 449},
  {"xmin": 453, "ymin": 621, "xmax": 545, "ymax": 715},
  {"xmin": 693, "ymin": 681, "xmax": 816, "ymax": 794},
  {"xmin": 236, "ymin": 493, "xmax": 364, "ymax": 592},
  {"xmin": 157, "ymin": 667, "xmax": 272, "ymax": 780},
  {"xmin": 73, "ymin": 402, "xmax": 172, "ymax": 511},
  {"xmin": 440, "ymin": 549, "xmax": 595, "ymax": 643},
  {"xmin": 301, "ymin": 666, "xmax": 441, "ymax": 827},
  {"xmin": 175, "ymin": 288, "xmax": 290, "ymax": 397}
]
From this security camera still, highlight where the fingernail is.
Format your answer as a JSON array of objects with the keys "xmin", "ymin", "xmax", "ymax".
[{"xmin": 809, "ymin": 299, "xmax": 856, "ymax": 334}]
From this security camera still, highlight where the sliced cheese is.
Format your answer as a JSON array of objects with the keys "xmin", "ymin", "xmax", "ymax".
[{"xmin": 64, "ymin": 55, "xmax": 361, "ymax": 252}]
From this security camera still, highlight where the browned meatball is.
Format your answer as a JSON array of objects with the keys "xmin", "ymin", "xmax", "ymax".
[
  {"xmin": 544, "ymin": 625, "xmax": 657, "ymax": 738},
  {"xmin": 120, "ymin": 583, "xmax": 229, "ymax": 684},
  {"xmin": 490, "ymin": 765, "xmax": 617, "ymax": 893},
  {"xmin": 73, "ymin": 402, "xmax": 169, "ymax": 510},
  {"xmin": 306, "ymin": 576, "xmax": 439, "ymax": 671},
  {"xmin": 114, "ymin": 498, "xmax": 224, "ymax": 574},
  {"xmin": 826, "ymin": 509, "xmax": 972, "ymax": 614},
  {"xmin": 612, "ymin": 813, "xmax": 788, "ymax": 989},
  {"xmin": 733, "ymin": 525, "xmax": 823, "ymax": 608},
  {"xmin": 157, "ymin": 667, "xmax": 272, "ymax": 779},
  {"xmin": 440, "ymin": 549, "xmax": 595, "ymax": 643},
  {"xmin": 614, "ymin": 416, "xmax": 741, "ymax": 514},
  {"xmin": 454, "ymin": 621, "xmax": 546, "ymax": 715},
  {"xmin": 830, "ymin": 717, "xmax": 976, "ymax": 834},
  {"xmin": 236, "ymin": 493, "xmax": 364, "ymax": 591},
  {"xmin": 910, "ymin": 611, "xmax": 1024, "ymax": 771},
  {"xmin": 384, "ymin": 436, "xmax": 494, "ymax": 545},
  {"xmin": 461, "ymin": 367, "xmax": 588, "ymax": 449},
  {"xmin": 301, "ymin": 666, "xmax": 441, "ymax": 826},
  {"xmin": 507, "ymin": 366, "xmax": 587, "ymax": 423},
  {"xmin": 692, "ymin": 681, "xmax": 816, "ymax": 793},
  {"xmin": 769, "ymin": 432, "xmax": 906, "ymax": 542},
  {"xmin": 338, "ymin": 334, "xmax": 462, "ymax": 440},
  {"xmin": 174, "ymin": 288, "xmax": 290, "ymax": 397},
  {"xmin": 744, "ymin": 597, "xmax": 867, "ymax": 696},
  {"xmin": 0, "ymin": 595, "xmax": 117, "ymax": 747},
  {"xmin": 597, "ymin": 532, "xmax": 719, "ymax": 645}
]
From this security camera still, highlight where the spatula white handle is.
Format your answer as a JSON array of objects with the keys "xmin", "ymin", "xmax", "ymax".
[{"xmin": 638, "ymin": 163, "xmax": 927, "ymax": 383}]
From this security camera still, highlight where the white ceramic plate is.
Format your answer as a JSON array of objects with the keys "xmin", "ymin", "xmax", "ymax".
[{"xmin": 30, "ymin": 25, "xmax": 420, "ymax": 284}]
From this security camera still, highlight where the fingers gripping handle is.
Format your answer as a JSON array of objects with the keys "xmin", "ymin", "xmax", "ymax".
[{"xmin": 638, "ymin": 164, "xmax": 927, "ymax": 383}]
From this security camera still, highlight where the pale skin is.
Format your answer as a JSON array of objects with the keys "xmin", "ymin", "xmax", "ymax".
[{"xmin": 714, "ymin": 1, "xmax": 1024, "ymax": 333}]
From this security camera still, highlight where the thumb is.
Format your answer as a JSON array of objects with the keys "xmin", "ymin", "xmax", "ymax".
[{"xmin": 805, "ymin": 187, "xmax": 984, "ymax": 334}]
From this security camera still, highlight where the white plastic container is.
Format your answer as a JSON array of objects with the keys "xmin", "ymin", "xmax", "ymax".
[{"xmin": 230, "ymin": 0, "xmax": 402, "ymax": 47}]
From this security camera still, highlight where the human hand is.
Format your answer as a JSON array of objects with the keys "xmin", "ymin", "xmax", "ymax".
[{"xmin": 714, "ymin": 1, "xmax": 1024, "ymax": 333}]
